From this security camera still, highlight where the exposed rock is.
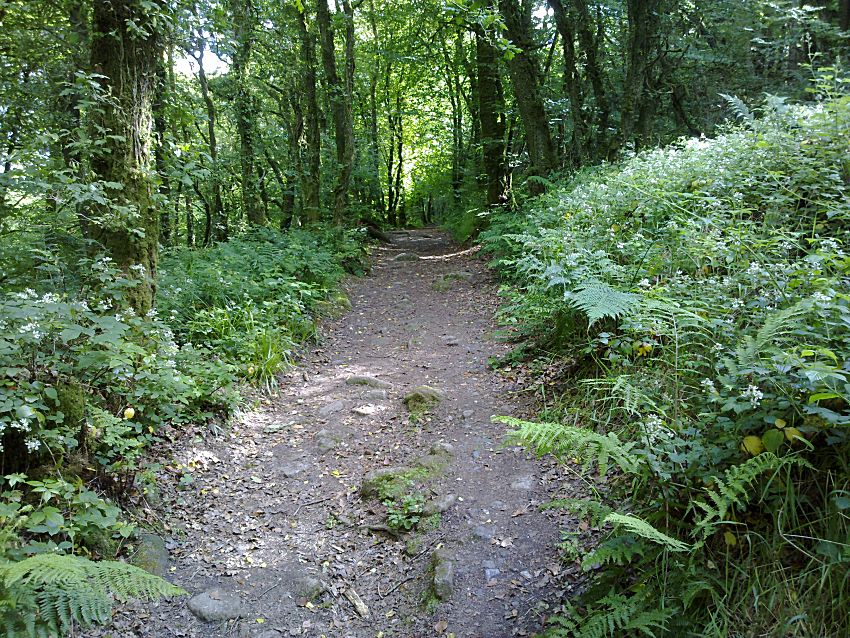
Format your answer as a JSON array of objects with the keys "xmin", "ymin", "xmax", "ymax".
[
  {"xmin": 362, "ymin": 389, "xmax": 388, "ymax": 400},
  {"xmin": 360, "ymin": 466, "xmax": 415, "ymax": 500},
  {"xmin": 510, "ymin": 475, "xmax": 535, "ymax": 491},
  {"xmin": 392, "ymin": 252, "xmax": 420, "ymax": 262},
  {"xmin": 132, "ymin": 532, "xmax": 169, "ymax": 578},
  {"xmin": 483, "ymin": 560, "xmax": 501, "ymax": 581},
  {"xmin": 423, "ymin": 493, "xmax": 457, "ymax": 515},
  {"xmin": 441, "ymin": 335, "xmax": 460, "ymax": 347},
  {"xmin": 404, "ymin": 385, "xmax": 445, "ymax": 412},
  {"xmin": 294, "ymin": 575, "xmax": 325, "ymax": 601},
  {"xmin": 318, "ymin": 399, "xmax": 345, "ymax": 417},
  {"xmin": 416, "ymin": 453, "xmax": 449, "ymax": 473},
  {"xmin": 431, "ymin": 549, "xmax": 455, "ymax": 600},
  {"xmin": 472, "ymin": 524, "xmax": 495, "ymax": 541},
  {"xmin": 187, "ymin": 589, "xmax": 246, "ymax": 622},
  {"xmin": 430, "ymin": 441, "xmax": 454, "ymax": 455},
  {"xmin": 462, "ymin": 409, "xmax": 474, "ymax": 420},
  {"xmin": 345, "ymin": 375, "xmax": 392, "ymax": 389},
  {"xmin": 405, "ymin": 535, "xmax": 425, "ymax": 557},
  {"xmin": 352, "ymin": 404, "xmax": 378, "ymax": 416},
  {"xmin": 315, "ymin": 429, "xmax": 341, "ymax": 453},
  {"xmin": 280, "ymin": 461, "xmax": 310, "ymax": 478}
]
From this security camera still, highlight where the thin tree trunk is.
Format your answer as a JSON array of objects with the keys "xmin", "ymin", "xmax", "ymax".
[
  {"xmin": 231, "ymin": 0, "xmax": 264, "ymax": 225},
  {"xmin": 296, "ymin": 6, "xmax": 321, "ymax": 221},
  {"xmin": 367, "ymin": 0, "xmax": 385, "ymax": 216},
  {"xmin": 153, "ymin": 54, "xmax": 171, "ymax": 244},
  {"xmin": 88, "ymin": 0, "xmax": 163, "ymax": 315},
  {"xmin": 475, "ymin": 28, "xmax": 508, "ymax": 207}
]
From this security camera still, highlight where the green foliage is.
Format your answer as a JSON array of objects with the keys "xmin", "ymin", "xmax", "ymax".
[
  {"xmin": 0, "ymin": 553, "xmax": 184, "ymax": 637},
  {"xmin": 486, "ymin": 92, "xmax": 850, "ymax": 636},
  {"xmin": 384, "ymin": 494, "xmax": 426, "ymax": 532}
]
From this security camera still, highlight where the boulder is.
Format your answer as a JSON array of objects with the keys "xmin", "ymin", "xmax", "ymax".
[{"xmin": 187, "ymin": 589, "xmax": 246, "ymax": 622}]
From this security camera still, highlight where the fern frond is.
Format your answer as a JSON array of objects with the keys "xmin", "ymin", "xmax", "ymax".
[
  {"xmin": 546, "ymin": 593, "xmax": 674, "ymax": 638},
  {"xmin": 1, "ymin": 554, "xmax": 185, "ymax": 637},
  {"xmin": 735, "ymin": 302, "xmax": 809, "ymax": 369},
  {"xmin": 582, "ymin": 534, "xmax": 648, "ymax": 569},
  {"xmin": 581, "ymin": 375, "xmax": 662, "ymax": 417},
  {"xmin": 567, "ymin": 280, "xmax": 638, "ymax": 327},
  {"xmin": 497, "ymin": 416, "xmax": 643, "ymax": 476},
  {"xmin": 542, "ymin": 498, "xmax": 613, "ymax": 526},
  {"xmin": 693, "ymin": 452, "xmax": 812, "ymax": 538},
  {"xmin": 604, "ymin": 513, "xmax": 691, "ymax": 552},
  {"xmin": 719, "ymin": 93, "xmax": 754, "ymax": 124}
]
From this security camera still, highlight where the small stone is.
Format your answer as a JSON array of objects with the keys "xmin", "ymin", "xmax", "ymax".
[
  {"xmin": 484, "ymin": 566, "xmax": 501, "ymax": 581},
  {"xmin": 510, "ymin": 475, "xmax": 535, "ymax": 491},
  {"xmin": 472, "ymin": 525, "xmax": 495, "ymax": 541},
  {"xmin": 352, "ymin": 404, "xmax": 378, "ymax": 416},
  {"xmin": 132, "ymin": 532, "xmax": 169, "ymax": 577},
  {"xmin": 392, "ymin": 252, "xmax": 420, "ymax": 262},
  {"xmin": 187, "ymin": 589, "xmax": 246, "ymax": 622},
  {"xmin": 423, "ymin": 493, "xmax": 457, "ymax": 515},
  {"xmin": 280, "ymin": 462, "xmax": 309, "ymax": 478},
  {"xmin": 315, "ymin": 429, "xmax": 340, "ymax": 452},
  {"xmin": 345, "ymin": 375, "xmax": 392, "ymax": 389},
  {"xmin": 471, "ymin": 450, "xmax": 481, "ymax": 461},
  {"xmin": 362, "ymin": 389, "xmax": 388, "ymax": 400},
  {"xmin": 263, "ymin": 422, "xmax": 288, "ymax": 434},
  {"xmin": 431, "ymin": 550, "xmax": 455, "ymax": 600},
  {"xmin": 294, "ymin": 576, "xmax": 325, "ymax": 601},
  {"xmin": 520, "ymin": 570, "xmax": 533, "ymax": 580},
  {"xmin": 462, "ymin": 410, "xmax": 474, "ymax": 420},
  {"xmin": 490, "ymin": 500, "xmax": 507, "ymax": 511},
  {"xmin": 254, "ymin": 632, "xmax": 282, "ymax": 638},
  {"xmin": 430, "ymin": 441, "xmax": 454, "ymax": 455},
  {"xmin": 441, "ymin": 335, "xmax": 460, "ymax": 347},
  {"xmin": 318, "ymin": 400, "xmax": 345, "ymax": 417},
  {"xmin": 360, "ymin": 466, "xmax": 414, "ymax": 499}
]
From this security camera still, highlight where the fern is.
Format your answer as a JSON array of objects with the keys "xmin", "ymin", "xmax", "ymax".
[
  {"xmin": 0, "ymin": 554, "xmax": 185, "ymax": 637},
  {"xmin": 497, "ymin": 416, "xmax": 643, "ymax": 476},
  {"xmin": 734, "ymin": 302, "xmax": 809, "ymax": 370},
  {"xmin": 719, "ymin": 93, "xmax": 754, "ymax": 124},
  {"xmin": 544, "ymin": 593, "xmax": 674, "ymax": 638},
  {"xmin": 542, "ymin": 498, "xmax": 613, "ymax": 526},
  {"xmin": 604, "ymin": 513, "xmax": 691, "ymax": 552},
  {"xmin": 582, "ymin": 534, "xmax": 649, "ymax": 569},
  {"xmin": 693, "ymin": 452, "xmax": 812, "ymax": 539},
  {"xmin": 567, "ymin": 280, "xmax": 638, "ymax": 327}
]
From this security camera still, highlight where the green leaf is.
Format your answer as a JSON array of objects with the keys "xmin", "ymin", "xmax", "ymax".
[{"xmin": 761, "ymin": 429, "xmax": 784, "ymax": 454}]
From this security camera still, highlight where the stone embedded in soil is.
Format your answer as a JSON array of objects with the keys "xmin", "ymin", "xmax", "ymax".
[
  {"xmin": 352, "ymin": 404, "xmax": 378, "ymax": 416},
  {"xmin": 441, "ymin": 335, "xmax": 460, "ymax": 347},
  {"xmin": 294, "ymin": 575, "xmax": 325, "ymax": 601},
  {"xmin": 430, "ymin": 441, "xmax": 455, "ymax": 455},
  {"xmin": 472, "ymin": 524, "xmax": 496, "ymax": 541},
  {"xmin": 132, "ymin": 532, "xmax": 170, "ymax": 578},
  {"xmin": 431, "ymin": 549, "xmax": 455, "ymax": 600},
  {"xmin": 280, "ymin": 461, "xmax": 310, "ymax": 478},
  {"xmin": 315, "ymin": 429, "xmax": 341, "ymax": 452},
  {"xmin": 318, "ymin": 399, "xmax": 345, "ymax": 417},
  {"xmin": 424, "ymin": 493, "xmax": 457, "ymax": 515},
  {"xmin": 187, "ymin": 589, "xmax": 246, "ymax": 622},
  {"xmin": 510, "ymin": 475, "xmax": 535, "ymax": 490},
  {"xmin": 483, "ymin": 560, "xmax": 501, "ymax": 581},
  {"xmin": 360, "ymin": 466, "xmax": 414, "ymax": 499},
  {"xmin": 404, "ymin": 385, "xmax": 445, "ymax": 410},
  {"xmin": 362, "ymin": 389, "xmax": 388, "ymax": 400},
  {"xmin": 345, "ymin": 375, "xmax": 392, "ymax": 389},
  {"xmin": 462, "ymin": 409, "xmax": 474, "ymax": 420},
  {"xmin": 392, "ymin": 252, "xmax": 420, "ymax": 262}
]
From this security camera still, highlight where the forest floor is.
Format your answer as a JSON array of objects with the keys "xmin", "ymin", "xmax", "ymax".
[{"xmin": 91, "ymin": 230, "xmax": 580, "ymax": 638}]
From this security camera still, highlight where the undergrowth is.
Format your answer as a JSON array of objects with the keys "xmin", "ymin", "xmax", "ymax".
[{"xmin": 483, "ymin": 78, "xmax": 850, "ymax": 637}]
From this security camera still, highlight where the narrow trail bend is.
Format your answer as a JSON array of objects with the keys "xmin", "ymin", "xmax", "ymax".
[{"xmin": 106, "ymin": 230, "xmax": 574, "ymax": 638}]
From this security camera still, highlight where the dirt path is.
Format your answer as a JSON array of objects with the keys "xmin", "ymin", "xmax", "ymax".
[{"xmin": 102, "ymin": 230, "xmax": 573, "ymax": 638}]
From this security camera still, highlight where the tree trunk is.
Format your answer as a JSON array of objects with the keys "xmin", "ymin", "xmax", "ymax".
[
  {"xmin": 317, "ymin": 0, "xmax": 356, "ymax": 224},
  {"xmin": 367, "ymin": 0, "xmax": 385, "ymax": 217},
  {"xmin": 231, "ymin": 0, "xmax": 265, "ymax": 225},
  {"xmin": 475, "ymin": 28, "xmax": 508, "ymax": 207},
  {"xmin": 498, "ymin": 0, "xmax": 557, "ymax": 188},
  {"xmin": 153, "ymin": 54, "xmax": 171, "ymax": 244},
  {"xmin": 296, "ymin": 7, "xmax": 322, "ymax": 222},
  {"xmin": 619, "ymin": 0, "xmax": 662, "ymax": 154},
  {"xmin": 88, "ymin": 0, "xmax": 163, "ymax": 315},
  {"xmin": 193, "ymin": 40, "xmax": 227, "ymax": 241}
]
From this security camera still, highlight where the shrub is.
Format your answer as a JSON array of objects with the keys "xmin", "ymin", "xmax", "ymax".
[{"xmin": 484, "ymin": 91, "xmax": 850, "ymax": 636}]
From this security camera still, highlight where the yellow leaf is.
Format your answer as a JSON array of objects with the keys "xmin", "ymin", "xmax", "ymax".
[
  {"xmin": 784, "ymin": 427, "xmax": 804, "ymax": 443},
  {"xmin": 256, "ymin": 618, "xmax": 265, "ymax": 624},
  {"xmin": 742, "ymin": 435, "xmax": 765, "ymax": 456},
  {"xmin": 724, "ymin": 531, "xmax": 737, "ymax": 546},
  {"xmin": 775, "ymin": 418, "xmax": 787, "ymax": 429},
  {"xmin": 123, "ymin": 407, "xmax": 135, "ymax": 420}
]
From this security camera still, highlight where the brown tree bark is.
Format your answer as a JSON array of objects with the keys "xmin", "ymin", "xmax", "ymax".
[
  {"xmin": 88, "ymin": 0, "xmax": 163, "ymax": 315},
  {"xmin": 231, "ymin": 0, "xmax": 265, "ymax": 225},
  {"xmin": 296, "ymin": 6, "xmax": 322, "ymax": 222},
  {"xmin": 498, "ymin": 0, "xmax": 557, "ymax": 188},
  {"xmin": 317, "ymin": 0, "xmax": 355, "ymax": 224},
  {"xmin": 475, "ymin": 28, "xmax": 508, "ymax": 207}
]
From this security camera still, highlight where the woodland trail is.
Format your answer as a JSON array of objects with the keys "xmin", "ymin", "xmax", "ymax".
[{"xmin": 97, "ymin": 230, "xmax": 574, "ymax": 638}]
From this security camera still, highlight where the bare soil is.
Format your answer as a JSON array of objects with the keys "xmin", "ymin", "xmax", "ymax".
[{"xmin": 95, "ymin": 230, "xmax": 578, "ymax": 638}]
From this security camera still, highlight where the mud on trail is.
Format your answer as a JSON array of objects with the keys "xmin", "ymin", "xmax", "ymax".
[{"xmin": 97, "ymin": 230, "xmax": 577, "ymax": 638}]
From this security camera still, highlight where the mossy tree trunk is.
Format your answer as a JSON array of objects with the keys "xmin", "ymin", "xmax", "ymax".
[
  {"xmin": 88, "ymin": 0, "xmax": 164, "ymax": 315},
  {"xmin": 475, "ymin": 27, "xmax": 508, "ymax": 207}
]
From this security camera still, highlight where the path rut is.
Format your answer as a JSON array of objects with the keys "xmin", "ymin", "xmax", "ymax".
[{"xmin": 101, "ymin": 230, "xmax": 573, "ymax": 638}]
